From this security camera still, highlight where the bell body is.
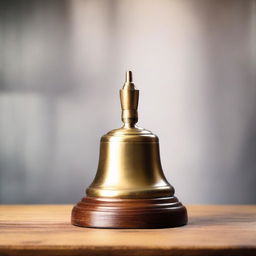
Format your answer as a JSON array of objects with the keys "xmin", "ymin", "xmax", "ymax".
[
  {"xmin": 87, "ymin": 127, "xmax": 174, "ymax": 199},
  {"xmin": 72, "ymin": 71, "xmax": 187, "ymax": 228}
]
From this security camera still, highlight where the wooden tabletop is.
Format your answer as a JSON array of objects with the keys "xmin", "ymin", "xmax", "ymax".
[{"xmin": 0, "ymin": 205, "xmax": 255, "ymax": 256}]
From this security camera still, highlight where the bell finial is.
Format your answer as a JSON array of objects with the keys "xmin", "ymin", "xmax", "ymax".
[
  {"xmin": 120, "ymin": 71, "xmax": 139, "ymax": 128},
  {"xmin": 126, "ymin": 70, "xmax": 133, "ymax": 83}
]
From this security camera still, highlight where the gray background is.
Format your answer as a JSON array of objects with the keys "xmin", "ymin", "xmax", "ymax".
[{"xmin": 0, "ymin": 0, "xmax": 255, "ymax": 204}]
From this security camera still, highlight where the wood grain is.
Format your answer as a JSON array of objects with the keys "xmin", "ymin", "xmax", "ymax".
[
  {"xmin": 0, "ymin": 205, "xmax": 256, "ymax": 256},
  {"xmin": 72, "ymin": 196, "xmax": 187, "ymax": 228}
]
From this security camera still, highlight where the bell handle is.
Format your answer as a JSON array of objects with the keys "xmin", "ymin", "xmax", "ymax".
[{"xmin": 120, "ymin": 71, "xmax": 139, "ymax": 128}]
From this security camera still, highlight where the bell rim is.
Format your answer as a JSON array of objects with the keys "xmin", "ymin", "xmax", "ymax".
[{"xmin": 86, "ymin": 184, "xmax": 174, "ymax": 199}]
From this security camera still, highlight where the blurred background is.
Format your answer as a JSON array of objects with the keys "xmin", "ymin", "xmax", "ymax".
[{"xmin": 0, "ymin": 0, "xmax": 255, "ymax": 204}]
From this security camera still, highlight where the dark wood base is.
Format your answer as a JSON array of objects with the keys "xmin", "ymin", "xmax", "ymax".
[{"xmin": 71, "ymin": 196, "xmax": 188, "ymax": 228}]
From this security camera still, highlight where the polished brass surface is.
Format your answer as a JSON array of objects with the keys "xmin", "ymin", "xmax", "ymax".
[{"xmin": 86, "ymin": 71, "xmax": 174, "ymax": 198}]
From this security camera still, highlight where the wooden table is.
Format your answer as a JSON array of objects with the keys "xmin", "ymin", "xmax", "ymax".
[{"xmin": 0, "ymin": 205, "xmax": 255, "ymax": 256}]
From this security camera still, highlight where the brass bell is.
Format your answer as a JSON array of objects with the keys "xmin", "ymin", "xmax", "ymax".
[{"xmin": 72, "ymin": 71, "xmax": 187, "ymax": 228}]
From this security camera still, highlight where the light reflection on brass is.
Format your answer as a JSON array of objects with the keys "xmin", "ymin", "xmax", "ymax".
[{"xmin": 86, "ymin": 71, "xmax": 174, "ymax": 198}]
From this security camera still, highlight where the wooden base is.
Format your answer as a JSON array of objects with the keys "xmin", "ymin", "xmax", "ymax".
[{"xmin": 71, "ymin": 196, "xmax": 187, "ymax": 228}]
